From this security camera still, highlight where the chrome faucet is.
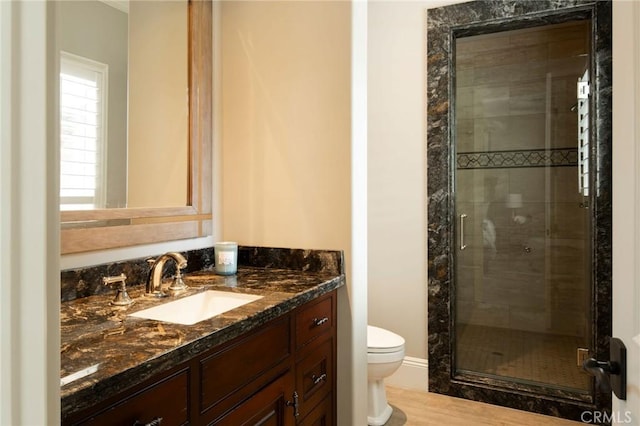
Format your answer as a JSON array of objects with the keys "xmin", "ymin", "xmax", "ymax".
[{"xmin": 146, "ymin": 252, "xmax": 188, "ymax": 297}]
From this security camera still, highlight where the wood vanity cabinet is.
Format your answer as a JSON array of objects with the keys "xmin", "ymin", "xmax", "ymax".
[
  {"xmin": 293, "ymin": 294, "xmax": 335, "ymax": 424},
  {"xmin": 200, "ymin": 289, "xmax": 337, "ymax": 426},
  {"xmin": 64, "ymin": 366, "xmax": 191, "ymax": 426},
  {"xmin": 64, "ymin": 290, "xmax": 336, "ymax": 426}
]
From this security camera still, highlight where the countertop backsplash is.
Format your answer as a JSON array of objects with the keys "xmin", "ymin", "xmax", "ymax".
[
  {"xmin": 61, "ymin": 246, "xmax": 344, "ymax": 302},
  {"xmin": 60, "ymin": 247, "xmax": 215, "ymax": 302}
]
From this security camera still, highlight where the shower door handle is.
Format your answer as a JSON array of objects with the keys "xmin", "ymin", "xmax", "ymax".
[
  {"xmin": 460, "ymin": 214, "xmax": 467, "ymax": 251},
  {"xmin": 582, "ymin": 337, "xmax": 626, "ymax": 399},
  {"xmin": 583, "ymin": 358, "xmax": 613, "ymax": 393}
]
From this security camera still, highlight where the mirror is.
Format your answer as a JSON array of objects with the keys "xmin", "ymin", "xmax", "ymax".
[
  {"xmin": 59, "ymin": 0, "xmax": 213, "ymax": 254},
  {"xmin": 58, "ymin": 0, "xmax": 188, "ymax": 210}
]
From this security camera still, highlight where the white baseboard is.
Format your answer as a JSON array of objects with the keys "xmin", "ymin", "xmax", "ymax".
[{"xmin": 385, "ymin": 356, "xmax": 428, "ymax": 392}]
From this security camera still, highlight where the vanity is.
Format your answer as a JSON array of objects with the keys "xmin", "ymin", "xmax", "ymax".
[{"xmin": 60, "ymin": 247, "xmax": 344, "ymax": 425}]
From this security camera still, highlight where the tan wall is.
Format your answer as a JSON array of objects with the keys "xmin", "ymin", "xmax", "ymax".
[
  {"xmin": 220, "ymin": 1, "xmax": 351, "ymax": 251},
  {"xmin": 128, "ymin": 0, "xmax": 188, "ymax": 207},
  {"xmin": 220, "ymin": 2, "xmax": 356, "ymax": 422}
]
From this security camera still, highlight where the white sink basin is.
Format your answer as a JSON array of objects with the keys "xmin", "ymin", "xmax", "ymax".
[{"xmin": 129, "ymin": 290, "xmax": 263, "ymax": 325}]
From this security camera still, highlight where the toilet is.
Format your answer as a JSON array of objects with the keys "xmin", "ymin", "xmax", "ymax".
[{"xmin": 367, "ymin": 325, "xmax": 405, "ymax": 425}]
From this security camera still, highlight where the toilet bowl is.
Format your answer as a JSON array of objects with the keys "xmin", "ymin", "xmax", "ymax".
[{"xmin": 367, "ymin": 325, "xmax": 405, "ymax": 426}]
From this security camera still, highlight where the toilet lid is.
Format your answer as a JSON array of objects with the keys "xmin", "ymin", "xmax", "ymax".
[{"xmin": 367, "ymin": 325, "xmax": 405, "ymax": 353}]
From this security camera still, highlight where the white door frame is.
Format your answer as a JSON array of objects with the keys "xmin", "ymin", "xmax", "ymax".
[
  {"xmin": 0, "ymin": 1, "xmax": 60, "ymax": 425},
  {"xmin": 612, "ymin": 0, "xmax": 640, "ymax": 424}
]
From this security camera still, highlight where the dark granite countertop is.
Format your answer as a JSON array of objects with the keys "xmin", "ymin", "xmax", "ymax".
[{"xmin": 60, "ymin": 265, "xmax": 344, "ymax": 418}]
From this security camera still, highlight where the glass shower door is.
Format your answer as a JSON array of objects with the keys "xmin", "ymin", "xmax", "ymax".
[{"xmin": 453, "ymin": 20, "xmax": 592, "ymax": 393}]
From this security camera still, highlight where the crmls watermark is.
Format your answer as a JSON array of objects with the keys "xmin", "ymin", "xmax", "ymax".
[{"xmin": 580, "ymin": 410, "xmax": 633, "ymax": 424}]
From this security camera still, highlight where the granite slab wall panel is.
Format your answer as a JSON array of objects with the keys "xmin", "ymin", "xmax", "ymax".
[
  {"xmin": 61, "ymin": 246, "xmax": 344, "ymax": 302},
  {"xmin": 238, "ymin": 246, "xmax": 344, "ymax": 275},
  {"xmin": 60, "ymin": 247, "xmax": 215, "ymax": 302},
  {"xmin": 427, "ymin": 0, "xmax": 611, "ymax": 422}
]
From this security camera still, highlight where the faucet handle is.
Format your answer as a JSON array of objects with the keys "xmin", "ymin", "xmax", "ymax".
[
  {"xmin": 103, "ymin": 273, "xmax": 133, "ymax": 306},
  {"xmin": 167, "ymin": 275, "xmax": 188, "ymax": 295},
  {"xmin": 167, "ymin": 264, "xmax": 188, "ymax": 296},
  {"xmin": 103, "ymin": 273, "xmax": 127, "ymax": 285}
]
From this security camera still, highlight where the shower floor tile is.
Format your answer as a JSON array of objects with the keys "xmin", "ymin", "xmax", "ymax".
[{"xmin": 456, "ymin": 324, "xmax": 591, "ymax": 391}]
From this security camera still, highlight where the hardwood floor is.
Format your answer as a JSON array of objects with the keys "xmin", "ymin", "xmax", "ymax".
[{"xmin": 385, "ymin": 386, "xmax": 583, "ymax": 425}]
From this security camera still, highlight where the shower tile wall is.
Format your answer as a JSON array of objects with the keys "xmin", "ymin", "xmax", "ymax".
[{"xmin": 455, "ymin": 21, "xmax": 589, "ymax": 338}]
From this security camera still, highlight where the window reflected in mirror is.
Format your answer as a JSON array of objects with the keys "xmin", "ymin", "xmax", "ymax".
[{"xmin": 60, "ymin": 52, "xmax": 108, "ymax": 211}]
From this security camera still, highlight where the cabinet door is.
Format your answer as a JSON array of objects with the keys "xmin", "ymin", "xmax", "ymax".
[
  {"xmin": 71, "ymin": 368, "xmax": 189, "ymax": 426},
  {"xmin": 211, "ymin": 373, "xmax": 296, "ymax": 426},
  {"xmin": 298, "ymin": 394, "xmax": 333, "ymax": 426}
]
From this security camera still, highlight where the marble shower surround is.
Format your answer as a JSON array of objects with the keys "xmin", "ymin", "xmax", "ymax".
[{"xmin": 426, "ymin": 0, "xmax": 612, "ymax": 422}]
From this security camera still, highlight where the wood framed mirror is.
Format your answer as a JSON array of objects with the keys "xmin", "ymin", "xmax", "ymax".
[{"xmin": 60, "ymin": 0, "xmax": 212, "ymax": 254}]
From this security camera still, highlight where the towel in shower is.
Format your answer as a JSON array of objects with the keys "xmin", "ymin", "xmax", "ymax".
[{"xmin": 482, "ymin": 219, "xmax": 496, "ymax": 257}]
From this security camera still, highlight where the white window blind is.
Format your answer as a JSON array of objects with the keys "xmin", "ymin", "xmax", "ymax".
[{"xmin": 60, "ymin": 51, "xmax": 108, "ymax": 210}]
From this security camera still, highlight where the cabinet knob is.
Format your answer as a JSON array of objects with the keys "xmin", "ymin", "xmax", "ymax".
[
  {"xmin": 313, "ymin": 317, "xmax": 329, "ymax": 327},
  {"xmin": 312, "ymin": 373, "xmax": 327, "ymax": 385},
  {"xmin": 133, "ymin": 417, "xmax": 163, "ymax": 426}
]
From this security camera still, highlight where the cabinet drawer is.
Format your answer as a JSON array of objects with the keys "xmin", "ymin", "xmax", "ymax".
[
  {"xmin": 211, "ymin": 372, "xmax": 295, "ymax": 426},
  {"xmin": 295, "ymin": 293, "xmax": 334, "ymax": 349},
  {"xmin": 199, "ymin": 316, "xmax": 291, "ymax": 417},
  {"xmin": 73, "ymin": 368, "xmax": 189, "ymax": 426},
  {"xmin": 296, "ymin": 337, "xmax": 333, "ymax": 420}
]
